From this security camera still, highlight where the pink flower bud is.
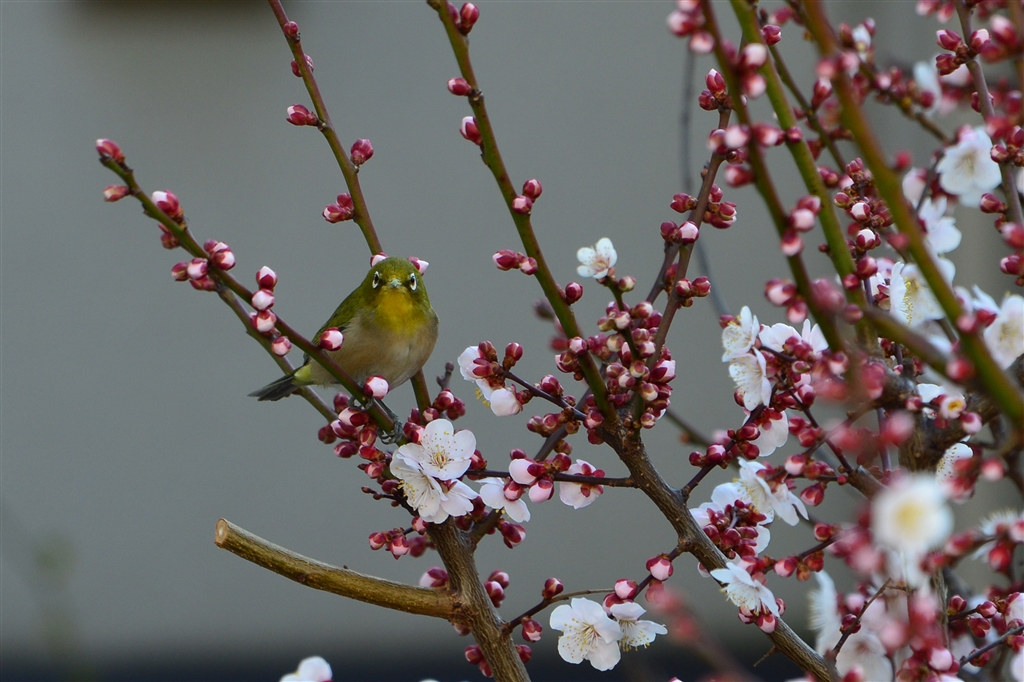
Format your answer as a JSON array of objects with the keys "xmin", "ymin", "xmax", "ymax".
[
  {"xmin": 96, "ymin": 138, "xmax": 126, "ymax": 164},
  {"xmin": 740, "ymin": 43, "xmax": 768, "ymax": 69},
  {"xmin": 459, "ymin": 2, "xmax": 479, "ymax": 33},
  {"xmin": 678, "ymin": 220, "xmax": 700, "ymax": 243},
  {"xmin": 780, "ymin": 230, "xmax": 803, "ymax": 256},
  {"xmin": 564, "ymin": 281, "xmax": 583, "ymax": 304},
  {"xmin": 800, "ymin": 482, "xmax": 825, "ymax": 506},
  {"xmin": 405, "ymin": 257, "xmax": 429, "ymax": 275},
  {"xmin": 363, "ymin": 376, "xmax": 389, "ymax": 399},
  {"xmin": 512, "ymin": 195, "xmax": 533, "ymax": 214},
  {"xmin": 349, "ymin": 138, "xmax": 374, "ymax": 166},
  {"xmin": 319, "ymin": 328, "xmax": 344, "ymax": 350},
  {"xmin": 186, "ymin": 258, "xmax": 208, "ymax": 280},
  {"xmin": 282, "ymin": 21, "xmax": 299, "ymax": 38},
  {"xmin": 254, "ymin": 309, "xmax": 277, "ymax": 334},
  {"xmin": 991, "ymin": 15, "xmax": 1017, "ymax": 46},
  {"xmin": 493, "ymin": 249, "xmax": 519, "ymax": 271},
  {"xmin": 211, "ymin": 249, "xmax": 235, "ymax": 270},
  {"xmin": 762, "ymin": 24, "xmax": 781, "ymax": 45},
  {"xmin": 1001, "ymin": 222, "xmax": 1024, "ymax": 248},
  {"xmin": 152, "ymin": 190, "xmax": 183, "ymax": 221},
  {"xmin": 790, "ymin": 207, "xmax": 816, "ymax": 231},
  {"xmin": 323, "ymin": 193, "xmax": 355, "ymax": 223},
  {"xmin": 290, "ymin": 54, "xmax": 314, "ymax": 77},
  {"xmin": 103, "ymin": 185, "xmax": 130, "ymax": 202},
  {"xmin": 368, "ymin": 531, "xmax": 388, "ymax": 550},
  {"xmin": 256, "ymin": 266, "xmax": 278, "ymax": 290},
  {"xmin": 970, "ymin": 29, "xmax": 990, "ymax": 53},
  {"xmin": 447, "ymin": 77, "xmax": 472, "ymax": 96},
  {"xmin": 521, "ymin": 618, "xmax": 543, "ymax": 642},
  {"xmin": 937, "ymin": 29, "xmax": 963, "ymax": 51},
  {"xmin": 519, "ymin": 256, "xmax": 538, "ymax": 275},
  {"xmin": 614, "ymin": 579, "xmax": 639, "ymax": 600},
  {"xmin": 522, "ymin": 178, "xmax": 543, "ymax": 200},
  {"xmin": 646, "ymin": 555, "xmax": 674, "ymax": 581},
  {"xmin": 705, "ymin": 69, "xmax": 726, "ymax": 96},
  {"xmin": 775, "ymin": 556, "xmax": 798, "ymax": 577},
  {"xmin": 499, "ymin": 521, "xmax": 525, "ymax": 548},
  {"xmin": 171, "ymin": 262, "xmax": 190, "ymax": 281},
  {"xmin": 286, "ymin": 104, "xmax": 316, "ymax": 126},
  {"xmin": 542, "ymin": 577, "xmax": 564, "ymax": 599},
  {"xmin": 251, "ymin": 288, "xmax": 275, "ymax": 311},
  {"xmin": 947, "ymin": 356, "xmax": 974, "ymax": 382},
  {"xmin": 460, "ymin": 116, "xmax": 482, "ymax": 145},
  {"xmin": 271, "ymin": 335, "xmax": 292, "ymax": 356}
]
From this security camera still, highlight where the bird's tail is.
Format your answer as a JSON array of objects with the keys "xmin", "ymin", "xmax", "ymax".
[{"xmin": 249, "ymin": 373, "xmax": 301, "ymax": 401}]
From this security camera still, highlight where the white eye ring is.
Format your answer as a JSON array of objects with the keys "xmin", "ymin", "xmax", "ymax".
[
  {"xmin": 372, "ymin": 272, "xmax": 382, "ymax": 288},
  {"xmin": 408, "ymin": 274, "xmax": 418, "ymax": 291}
]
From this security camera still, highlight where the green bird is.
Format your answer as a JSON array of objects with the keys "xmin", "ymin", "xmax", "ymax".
[{"xmin": 250, "ymin": 256, "xmax": 438, "ymax": 401}]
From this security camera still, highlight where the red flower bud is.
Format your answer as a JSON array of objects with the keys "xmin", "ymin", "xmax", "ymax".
[
  {"xmin": 96, "ymin": 138, "xmax": 125, "ymax": 164},
  {"xmin": 103, "ymin": 185, "xmax": 130, "ymax": 202},
  {"xmin": 447, "ymin": 77, "xmax": 472, "ymax": 96},
  {"xmin": 762, "ymin": 24, "xmax": 781, "ymax": 45},
  {"xmin": 522, "ymin": 178, "xmax": 543, "ymax": 200},
  {"xmin": 350, "ymin": 138, "xmax": 374, "ymax": 166},
  {"xmin": 459, "ymin": 3, "xmax": 479, "ymax": 34},
  {"xmin": 460, "ymin": 116, "xmax": 482, "ymax": 145}
]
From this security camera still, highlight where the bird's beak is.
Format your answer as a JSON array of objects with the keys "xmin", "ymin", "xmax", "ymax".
[{"xmin": 387, "ymin": 278, "xmax": 403, "ymax": 289}]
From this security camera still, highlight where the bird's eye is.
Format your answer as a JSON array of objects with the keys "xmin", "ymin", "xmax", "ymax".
[
  {"xmin": 408, "ymin": 274, "xmax": 418, "ymax": 291},
  {"xmin": 372, "ymin": 272, "xmax": 382, "ymax": 289}
]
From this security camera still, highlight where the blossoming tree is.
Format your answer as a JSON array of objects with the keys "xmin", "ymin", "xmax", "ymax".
[{"xmin": 97, "ymin": 1, "xmax": 1024, "ymax": 681}]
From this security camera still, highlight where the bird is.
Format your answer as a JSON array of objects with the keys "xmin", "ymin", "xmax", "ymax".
[{"xmin": 249, "ymin": 256, "xmax": 438, "ymax": 402}]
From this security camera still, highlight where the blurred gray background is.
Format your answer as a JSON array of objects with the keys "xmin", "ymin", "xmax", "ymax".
[{"xmin": 1, "ymin": 2, "xmax": 1017, "ymax": 681}]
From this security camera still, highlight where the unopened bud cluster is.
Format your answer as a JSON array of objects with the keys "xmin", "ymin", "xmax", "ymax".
[{"xmin": 670, "ymin": 184, "xmax": 737, "ymax": 229}]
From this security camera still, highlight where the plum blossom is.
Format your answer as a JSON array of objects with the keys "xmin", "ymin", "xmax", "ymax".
[
  {"xmin": 389, "ymin": 453, "xmax": 478, "ymax": 524},
  {"xmin": 808, "ymin": 573, "xmax": 893, "ymax": 682},
  {"xmin": 889, "ymin": 260, "xmax": 955, "ymax": 327},
  {"xmin": 729, "ymin": 460, "xmax": 808, "ymax": 525},
  {"xmin": 559, "ymin": 460, "xmax": 604, "ymax": 509},
  {"xmin": 478, "ymin": 477, "xmax": 530, "ymax": 523},
  {"xmin": 728, "ymin": 350, "xmax": 772, "ymax": 410},
  {"xmin": 550, "ymin": 598, "xmax": 623, "ymax": 670},
  {"xmin": 722, "ymin": 306, "xmax": 760, "ymax": 360},
  {"xmin": 280, "ymin": 656, "xmax": 333, "ymax": 682},
  {"xmin": 693, "ymin": 497, "xmax": 771, "ymax": 554},
  {"xmin": 936, "ymin": 442, "xmax": 974, "ymax": 502},
  {"xmin": 390, "ymin": 420, "xmax": 479, "ymax": 524},
  {"xmin": 400, "ymin": 419, "xmax": 475, "ymax": 480},
  {"xmin": 935, "ymin": 126, "xmax": 1001, "ymax": 207},
  {"xmin": 576, "ymin": 238, "xmax": 617, "ymax": 279},
  {"xmin": 918, "ymin": 196, "xmax": 961, "ymax": 255},
  {"xmin": 748, "ymin": 409, "xmax": 789, "ymax": 458},
  {"xmin": 609, "ymin": 602, "xmax": 667, "ymax": 649},
  {"xmin": 759, "ymin": 319, "xmax": 827, "ymax": 355},
  {"xmin": 872, "ymin": 474, "xmax": 952, "ymax": 587},
  {"xmin": 982, "ymin": 293, "xmax": 1024, "ymax": 369},
  {"xmin": 457, "ymin": 346, "xmax": 523, "ymax": 417},
  {"xmin": 710, "ymin": 561, "xmax": 779, "ymax": 616}
]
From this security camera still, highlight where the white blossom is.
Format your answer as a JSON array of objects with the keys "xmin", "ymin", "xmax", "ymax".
[
  {"xmin": 550, "ymin": 598, "xmax": 623, "ymax": 670},
  {"xmin": 918, "ymin": 196, "xmax": 961, "ymax": 255},
  {"xmin": 281, "ymin": 656, "xmax": 333, "ymax": 682},
  {"xmin": 808, "ymin": 573, "xmax": 893, "ymax": 682},
  {"xmin": 734, "ymin": 460, "xmax": 808, "ymax": 526},
  {"xmin": 935, "ymin": 126, "xmax": 1002, "ymax": 207},
  {"xmin": 749, "ymin": 410, "xmax": 789, "ymax": 458},
  {"xmin": 722, "ymin": 306, "xmax": 760, "ymax": 360},
  {"xmin": 397, "ymin": 419, "xmax": 475, "ymax": 481},
  {"xmin": 728, "ymin": 350, "xmax": 772, "ymax": 410},
  {"xmin": 983, "ymin": 293, "xmax": 1024, "ymax": 369},
  {"xmin": 889, "ymin": 260, "xmax": 955, "ymax": 327},
  {"xmin": 710, "ymin": 561, "xmax": 779, "ymax": 615},
  {"xmin": 478, "ymin": 477, "xmax": 530, "ymax": 523},
  {"xmin": 559, "ymin": 460, "xmax": 604, "ymax": 509},
  {"xmin": 936, "ymin": 442, "xmax": 974, "ymax": 502},
  {"xmin": 390, "ymin": 452, "xmax": 479, "ymax": 524},
  {"xmin": 609, "ymin": 601, "xmax": 667, "ymax": 649},
  {"xmin": 576, "ymin": 238, "xmax": 617, "ymax": 279},
  {"xmin": 872, "ymin": 474, "xmax": 953, "ymax": 588}
]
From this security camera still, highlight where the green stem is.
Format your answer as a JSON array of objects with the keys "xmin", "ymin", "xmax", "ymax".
[
  {"xmin": 266, "ymin": 0, "xmax": 383, "ymax": 255},
  {"xmin": 426, "ymin": 0, "xmax": 614, "ymax": 423},
  {"xmin": 703, "ymin": 1, "xmax": 848, "ymax": 354},
  {"xmin": 727, "ymin": 0, "xmax": 874, "ymax": 353}
]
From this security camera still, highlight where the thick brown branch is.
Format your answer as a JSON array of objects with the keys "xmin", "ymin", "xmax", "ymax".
[{"xmin": 214, "ymin": 519, "xmax": 453, "ymax": 618}]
